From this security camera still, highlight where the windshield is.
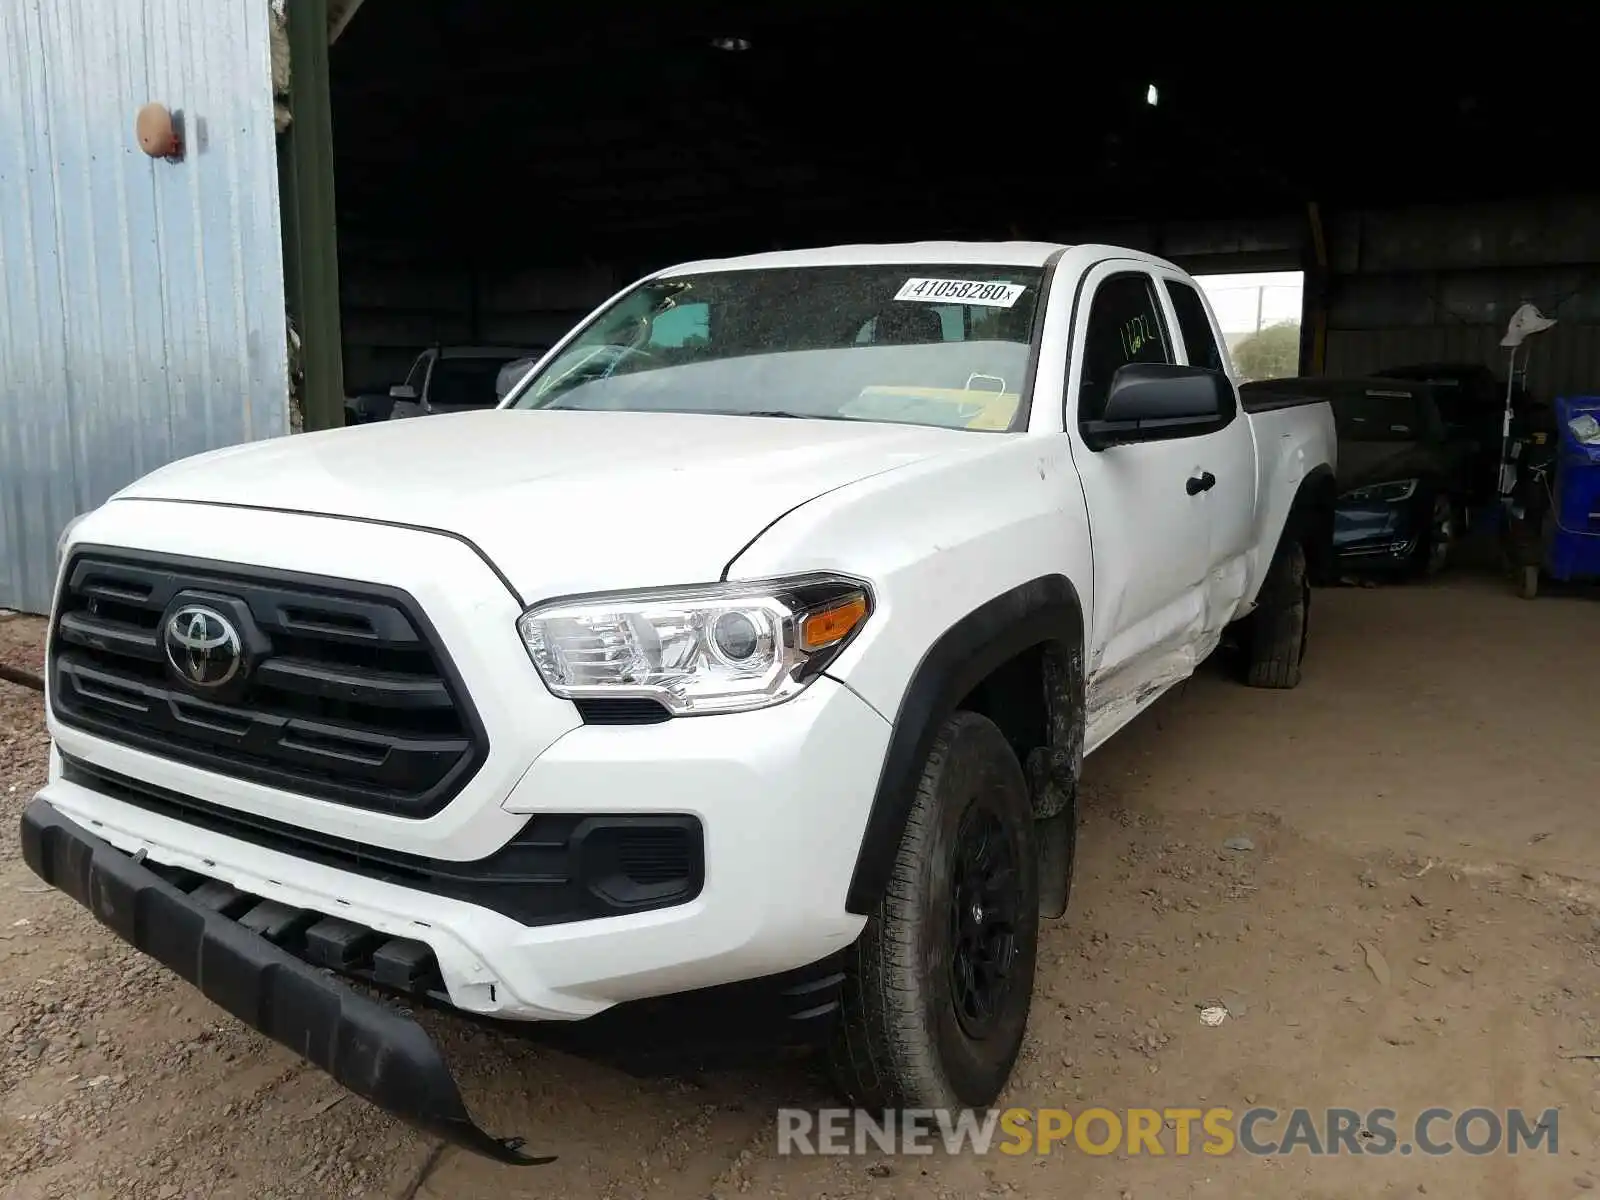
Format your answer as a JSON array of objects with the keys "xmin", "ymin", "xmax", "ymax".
[
  {"xmin": 495, "ymin": 354, "xmax": 546, "ymax": 399},
  {"xmin": 505, "ymin": 264, "xmax": 1046, "ymax": 431},
  {"xmin": 432, "ymin": 355, "xmax": 525, "ymax": 409},
  {"xmin": 1332, "ymin": 389, "xmax": 1431, "ymax": 442}
]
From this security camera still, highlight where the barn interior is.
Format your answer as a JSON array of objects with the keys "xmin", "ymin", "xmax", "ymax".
[{"xmin": 318, "ymin": 5, "xmax": 1600, "ymax": 409}]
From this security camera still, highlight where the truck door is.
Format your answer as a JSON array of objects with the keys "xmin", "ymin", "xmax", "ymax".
[
  {"xmin": 1157, "ymin": 272, "xmax": 1259, "ymax": 633},
  {"xmin": 1067, "ymin": 263, "xmax": 1216, "ymax": 729}
]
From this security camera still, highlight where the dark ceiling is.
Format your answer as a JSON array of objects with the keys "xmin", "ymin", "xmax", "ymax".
[{"xmin": 329, "ymin": 3, "xmax": 1600, "ymax": 269}]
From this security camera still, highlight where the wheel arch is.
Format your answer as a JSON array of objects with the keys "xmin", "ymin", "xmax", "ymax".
[
  {"xmin": 844, "ymin": 574, "xmax": 1085, "ymax": 916},
  {"xmin": 1287, "ymin": 464, "xmax": 1338, "ymax": 586}
]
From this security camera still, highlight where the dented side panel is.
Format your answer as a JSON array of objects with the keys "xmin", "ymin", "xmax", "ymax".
[{"xmin": 728, "ymin": 434, "xmax": 1095, "ymax": 729}]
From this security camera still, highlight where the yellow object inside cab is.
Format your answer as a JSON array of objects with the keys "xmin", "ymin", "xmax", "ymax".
[{"xmin": 847, "ymin": 385, "xmax": 1021, "ymax": 431}]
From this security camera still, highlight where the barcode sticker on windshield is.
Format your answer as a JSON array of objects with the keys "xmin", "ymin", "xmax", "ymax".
[{"xmin": 895, "ymin": 278, "xmax": 1027, "ymax": 308}]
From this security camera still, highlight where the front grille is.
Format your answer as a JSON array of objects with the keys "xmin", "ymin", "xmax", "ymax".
[
  {"xmin": 63, "ymin": 757, "xmax": 704, "ymax": 926},
  {"xmin": 573, "ymin": 697, "xmax": 671, "ymax": 725},
  {"xmin": 50, "ymin": 548, "xmax": 488, "ymax": 817},
  {"xmin": 616, "ymin": 828, "xmax": 695, "ymax": 884}
]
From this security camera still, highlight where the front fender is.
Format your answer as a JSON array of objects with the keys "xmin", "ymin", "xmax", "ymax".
[
  {"xmin": 720, "ymin": 436, "xmax": 1094, "ymax": 914},
  {"xmin": 840, "ymin": 574, "xmax": 1085, "ymax": 913}
]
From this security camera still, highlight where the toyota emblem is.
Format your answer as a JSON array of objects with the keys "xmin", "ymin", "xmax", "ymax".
[{"xmin": 164, "ymin": 605, "xmax": 244, "ymax": 688}]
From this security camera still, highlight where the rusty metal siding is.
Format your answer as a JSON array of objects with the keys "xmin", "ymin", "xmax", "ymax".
[{"xmin": 0, "ymin": 0, "xmax": 288, "ymax": 614}]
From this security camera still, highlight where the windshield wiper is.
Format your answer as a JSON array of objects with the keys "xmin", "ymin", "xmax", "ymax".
[{"xmin": 736, "ymin": 410, "xmax": 860, "ymax": 422}]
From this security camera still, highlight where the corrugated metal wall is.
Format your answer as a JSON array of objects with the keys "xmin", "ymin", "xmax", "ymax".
[
  {"xmin": 1059, "ymin": 201, "xmax": 1600, "ymax": 398},
  {"xmin": 1327, "ymin": 325, "xmax": 1600, "ymax": 399},
  {"xmin": 0, "ymin": 0, "xmax": 289, "ymax": 614},
  {"xmin": 1323, "ymin": 201, "xmax": 1600, "ymax": 398},
  {"xmin": 338, "ymin": 251, "xmax": 618, "ymax": 394}
]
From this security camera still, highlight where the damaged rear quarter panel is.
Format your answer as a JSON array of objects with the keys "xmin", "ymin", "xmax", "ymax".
[{"xmin": 1240, "ymin": 403, "xmax": 1340, "ymax": 606}]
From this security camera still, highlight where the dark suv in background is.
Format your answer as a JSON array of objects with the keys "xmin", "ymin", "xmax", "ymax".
[
  {"xmin": 1244, "ymin": 374, "xmax": 1483, "ymax": 578},
  {"xmin": 1373, "ymin": 362, "xmax": 1507, "ymax": 509},
  {"xmin": 1327, "ymin": 379, "xmax": 1480, "ymax": 576}
]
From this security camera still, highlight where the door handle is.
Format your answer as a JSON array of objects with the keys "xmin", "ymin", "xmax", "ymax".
[{"xmin": 1186, "ymin": 471, "xmax": 1216, "ymax": 496}]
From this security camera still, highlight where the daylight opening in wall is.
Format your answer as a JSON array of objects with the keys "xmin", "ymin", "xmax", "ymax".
[{"xmin": 1193, "ymin": 271, "xmax": 1305, "ymax": 382}]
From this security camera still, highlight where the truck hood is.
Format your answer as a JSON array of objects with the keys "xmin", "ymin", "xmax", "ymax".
[{"xmin": 114, "ymin": 409, "xmax": 979, "ymax": 600}]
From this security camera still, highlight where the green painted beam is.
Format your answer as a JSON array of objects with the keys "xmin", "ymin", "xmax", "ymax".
[{"xmin": 278, "ymin": 0, "xmax": 345, "ymax": 432}]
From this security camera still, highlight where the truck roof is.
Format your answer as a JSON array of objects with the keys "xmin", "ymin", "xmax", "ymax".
[{"xmin": 658, "ymin": 240, "xmax": 1074, "ymax": 275}]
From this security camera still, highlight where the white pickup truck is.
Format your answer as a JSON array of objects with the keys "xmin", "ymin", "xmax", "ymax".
[{"xmin": 26, "ymin": 242, "xmax": 1336, "ymax": 1163}]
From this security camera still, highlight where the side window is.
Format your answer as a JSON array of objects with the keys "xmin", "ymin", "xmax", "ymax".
[
  {"xmin": 427, "ymin": 357, "xmax": 508, "ymax": 409},
  {"xmin": 1076, "ymin": 273, "xmax": 1172, "ymax": 424},
  {"xmin": 1165, "ymin": 279, "xmax": 1226, "ymax": 373},
  {"xmin": 403, "ymin": 352, "xmax": 430, "ymax": 391}
]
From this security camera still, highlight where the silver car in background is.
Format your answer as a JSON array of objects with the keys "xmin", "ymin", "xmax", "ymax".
[{"xmin": 387, "ymin": 345, "xmax": 545, "ymax": 418}]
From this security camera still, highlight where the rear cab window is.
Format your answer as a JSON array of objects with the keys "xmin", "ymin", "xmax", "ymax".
[{"xmin": 1164, "ymin": 279, "xmax": 1226, "ymax": 374}]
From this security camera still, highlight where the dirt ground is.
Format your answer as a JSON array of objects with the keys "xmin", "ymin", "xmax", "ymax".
[{"xmin": 2, "ymin": 575, "xmax": 1598, "ymax": 1200}]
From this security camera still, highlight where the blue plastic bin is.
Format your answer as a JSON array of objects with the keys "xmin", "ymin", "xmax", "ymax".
[{"xmin": 1549, "ymin": 396, "xmax": 1600, "ymax": 582}]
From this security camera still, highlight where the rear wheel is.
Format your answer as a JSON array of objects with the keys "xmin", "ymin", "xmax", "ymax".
[
  {"xmin": 828, "ymin": 711, "xmax": 1038, "ymax": 1109},
  {"xmin": 1242, "ymin": 537, "xmax": 1309, "ymax": 689}
]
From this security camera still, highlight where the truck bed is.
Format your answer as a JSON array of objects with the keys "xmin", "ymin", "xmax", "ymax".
[{"xmin": 1239, "ymin": 376, "xmax": 1353, "ymax": 414}]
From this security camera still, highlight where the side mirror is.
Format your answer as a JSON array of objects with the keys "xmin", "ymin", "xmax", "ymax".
[
  {"xmin": 389, "ymin": 384, "xmax": 417, "ymax": 401},
  {"xmin": 1082, "ymin": 363, "xmax": 1233, "ymax": 451}
]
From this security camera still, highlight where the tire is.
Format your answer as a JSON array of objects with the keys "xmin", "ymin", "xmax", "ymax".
[
  {"xmin": 1519, "ymin": 564, "xmax": 1539, "ymax": 600},
  {"xmin": 1243, "ymin": 537, "xmax": 1308, "ymax": 689},
  {"xmin": 1416, "ymin": 493, "xmax": 1457, "ymax": 579},
  {"xmin": 828, "ymin": 710, "xmax": 1039, "ymax": 1110}
]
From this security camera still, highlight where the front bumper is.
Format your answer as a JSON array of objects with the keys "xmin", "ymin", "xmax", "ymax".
[
  {"xmin": 19, "ymin": 798, "xmax": 548, "ymax": 1165},
  {"xmin": 1333, "ymin": 501, "xmax": 1420, "ymax": 569},
  {"xmin": 38, "ymin": 672, "xmax": 889, "ymax": 1020}
]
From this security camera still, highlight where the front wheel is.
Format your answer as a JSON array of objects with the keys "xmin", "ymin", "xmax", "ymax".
[
  {"xmin": 1416, "ymin": 493, "xmax": 1458, "ymax": 578},
  {"xmin": 828, "ymin": 711, "xmax": 1039, "ymax": 1110}
]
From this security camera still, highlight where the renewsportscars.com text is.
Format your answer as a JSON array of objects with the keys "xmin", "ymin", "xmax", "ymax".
[{"xmin": 777, "ymin": 1106, "xmax": 1559, "ymax": 1158}]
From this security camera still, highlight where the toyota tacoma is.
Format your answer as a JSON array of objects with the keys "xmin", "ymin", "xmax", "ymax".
[{"xmin": 24, "ymin": 242, "xmax": 1336, "ymax": 1162}]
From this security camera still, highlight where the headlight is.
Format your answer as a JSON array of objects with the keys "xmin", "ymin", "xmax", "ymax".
[
  {"xmin": 516, "ymin": 575, "xmax": 873, "ymax": 715},
  {"xmin": 1340, "ymin": 478, "xmax": 1418, "ymax": 504}
]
